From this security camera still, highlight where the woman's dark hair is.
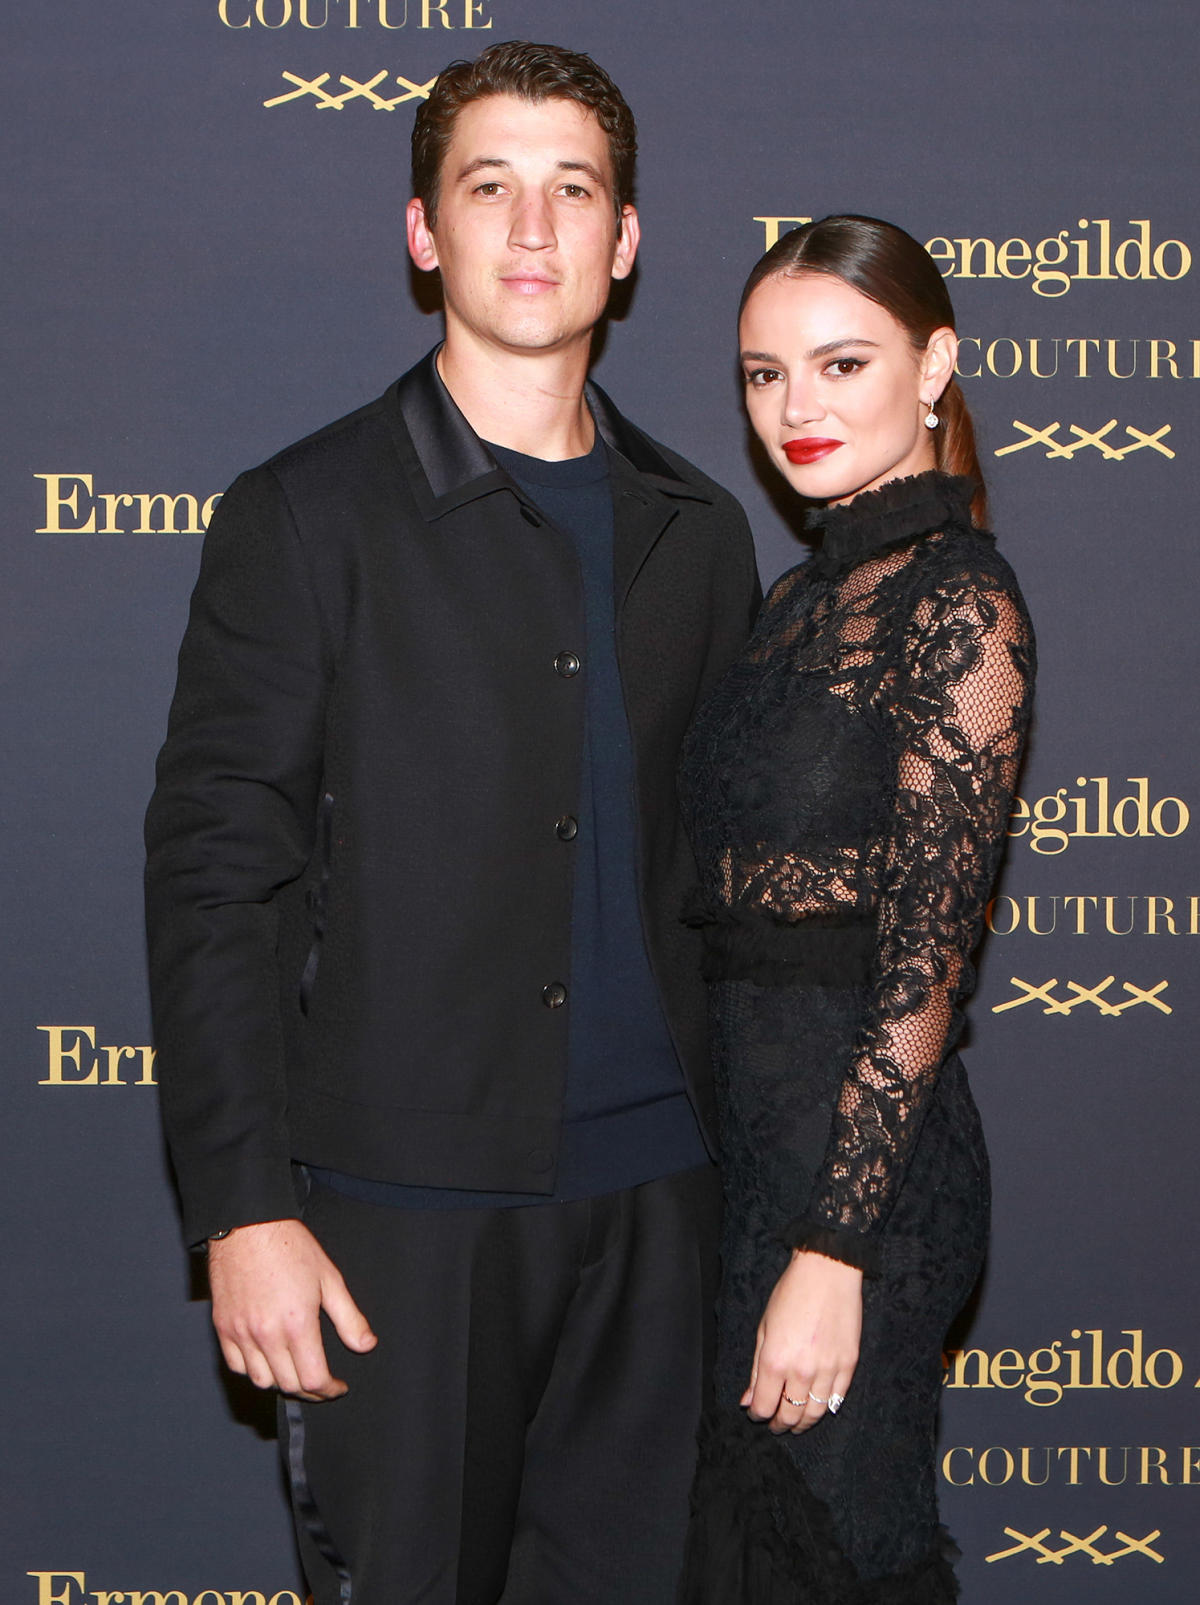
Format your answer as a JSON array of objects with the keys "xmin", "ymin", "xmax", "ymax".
[
  {"xmin": 741, "ymin": 215, "xmax": 987, "ymax": 527},
  {"xmin": 412, "ymin": 40, "xmax": 637, "ymax": 230}
]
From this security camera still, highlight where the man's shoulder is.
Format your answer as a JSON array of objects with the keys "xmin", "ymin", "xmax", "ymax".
[
  {"xmin": 590, "ymin": 387, "xmax": 747, "ymax": 523},
  {"xmin": 253, "ymin": 382, "xmax": 403, "ymax": 484},
  {"xmin": 635, "ymin": 428, "xmax": 745, "ymax": 513}
]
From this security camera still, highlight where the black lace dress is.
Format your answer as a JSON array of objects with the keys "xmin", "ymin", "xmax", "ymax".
[{"xmin": 677, "ymin": 473, "xmax": 1035, "ymax": 1603}]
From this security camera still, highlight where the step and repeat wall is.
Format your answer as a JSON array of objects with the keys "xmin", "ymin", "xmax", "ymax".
[{"xmin": 6, "ymin": 1, "xmax": 1197, "ymax": 1601}]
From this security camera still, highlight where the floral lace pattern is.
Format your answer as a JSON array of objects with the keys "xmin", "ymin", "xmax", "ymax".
[
  {"xmin": 678, "ymin": 472, "xmax": 1034, "ymax": 1595},
  {"xmin": 680, "ymin": 470, "xmax": 1035, "ymax": 1259}
]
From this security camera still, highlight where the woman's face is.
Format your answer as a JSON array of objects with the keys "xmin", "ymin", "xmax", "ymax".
[{"xmin": 738, "ymin": 271, "xmax": 955, "ymax": 505}]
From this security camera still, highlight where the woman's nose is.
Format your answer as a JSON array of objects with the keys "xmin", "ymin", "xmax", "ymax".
[{"xmin": 782, "ymin": 377, "xmax": 822, "ymax": 428}]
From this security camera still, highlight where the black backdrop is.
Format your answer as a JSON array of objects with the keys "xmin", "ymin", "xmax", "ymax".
[{"xmin": 6, "ymin": 2, "xmax": 1198, "ymax": 1600}]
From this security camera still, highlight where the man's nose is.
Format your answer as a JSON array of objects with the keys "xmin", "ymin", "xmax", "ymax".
[{"xmin": 508, "ymin": 193, "xmax": 557, "ymax": 252}]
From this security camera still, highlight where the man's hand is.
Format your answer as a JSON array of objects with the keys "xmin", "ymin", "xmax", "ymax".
[{"xmin": 208, "ymin": 1218, "xmax": 377, "ymax": 1401}]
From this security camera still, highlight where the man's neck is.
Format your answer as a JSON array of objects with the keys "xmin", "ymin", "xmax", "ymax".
[{"xmin": 436, "ymin": 333, "xmax": 595, "ymax": 461}]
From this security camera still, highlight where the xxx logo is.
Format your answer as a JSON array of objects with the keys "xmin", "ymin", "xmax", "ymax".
[
  {"xmin": 994, "ymin": 420, "xmax": 1174, "ymax": 460},
  {"xmin": 264, "ymin": 69, "xmax": 436, "ymax": 108},
  {"xmin": 987, "ymin": 1525, "xmax": 1164, "ymax": 1565},
  {"xmin": 991, "ymin": 977, "xmax": 1171, "ymax": 1015}
]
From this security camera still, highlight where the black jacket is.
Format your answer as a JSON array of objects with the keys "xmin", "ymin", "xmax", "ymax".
[{"xmin": 145, "ymin": 350, "xmax": 761, "ymax": 1244}]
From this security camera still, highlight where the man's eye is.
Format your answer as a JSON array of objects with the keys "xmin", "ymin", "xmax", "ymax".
[
  {"xmin": 475, "ymin": 182, "xmax": 502, "ymax": 196},
  {"xmin": 561, "ymin": 184, "xmax": 589, "ymax": 198}
]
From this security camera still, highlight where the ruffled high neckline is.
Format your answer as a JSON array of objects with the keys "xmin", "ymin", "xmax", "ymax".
[{"xmin": 805, "ymin": 471, "xmax": 982, "ymax": 579}]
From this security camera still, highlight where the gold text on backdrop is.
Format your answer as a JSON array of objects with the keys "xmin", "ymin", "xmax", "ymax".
[
  {"xmin": 957, "ymin": 337, "xmax": 1200, "ymax": 380},
  {"xmin": 993, "ymin": 420, "xmax": 1173, "ymax": 460},
  {"xmin": 1008, "ymin": 778, "xmax": 1189, "ymax": 853},
  {"xmin": 942, "ymin": 1329, "xmax": 1188, "ymax": 1402},
  {"xmin": 752, "ymin": 217, "xmax": 1191, "ymax": 294},
  {"xmin": 34, "ymin": 475, "xmax": 222, "ymax": 535},
  {"xmin": 984, "ymin": 1527, "xmax": 1164, "ymax": 1566},
  {"xmin": 264, "ymin": 69, "xmax": 435, "ymax": 107},
  {"xmin": 988, "ymin": 978, "xmax": 1171, "ymax": 1015},
  {"xmin": 945, "ymin": 1446, "xmax": 1200, "ymax": 1487},
  {"xmin": 28, "ymin": 1580, "xmax": 311, "ymax": 1605},
  {"xmin": 219, "ymin": 0, "xmax": 492, "ymax": 27},
  {"xmin": 986, "ymin": 896, "xmax": 1200, "ymax": 937},
  {"xmin": 37, "ymin": 1027, "xmax": 157, "ymax": 1086}
]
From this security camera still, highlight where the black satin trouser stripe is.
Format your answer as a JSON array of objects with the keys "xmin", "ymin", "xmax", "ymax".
[{"xmin": 283, "ymin": 1397, "xmax": 354, "ymax": 1604}]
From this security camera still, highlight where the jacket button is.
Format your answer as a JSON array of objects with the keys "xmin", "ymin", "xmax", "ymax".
[
  {"xmin": 520, "ymin": 505, "xmax": 542, "ymax": 527},
  {"xmin": 554, "ymin": 651, "xmax": 581, "ymax": 677},
  {"xmin": 528, "ymin": 1148, "xmax": 554, "ymax": 1173},
  {"xmin": 541, "ymin": 982, "xmax": 568, "ymax": 1008},
  {"xmin": 555, "ymin": 815, "xmax": 578, "ymax": 841}
]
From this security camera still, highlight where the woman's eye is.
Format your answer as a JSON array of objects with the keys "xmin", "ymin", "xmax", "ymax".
[
  {"xmin": 829, "ymin": 357, "xmax": 865, "ymax": 377},
  {"xmin": 746, "ymin": 367, "xmax": 782, "ymax": 387}
]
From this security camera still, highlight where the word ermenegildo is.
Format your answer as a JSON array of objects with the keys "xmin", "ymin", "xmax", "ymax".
[
  {"xmin": 753, "ymin": 217, "xmax": 1190, "ymax": 296},
  {"xmin": 1008, "ymin": 777, "xmax": 1188, "ymax": 855},
  {"xmin": 28, "ymin": 1579, "xmax": 309, "ymax": 1605},
  {"xmin": 943, "ymin": 1328, "xmax": 1186, "ymax": 1406}
]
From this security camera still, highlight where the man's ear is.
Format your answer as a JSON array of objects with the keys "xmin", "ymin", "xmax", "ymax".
[
  {"xmin": 407, "ymin": 197, "xmax": 440, "ymax": 273},
  {"xmin": 611, "ymin": 204, "xmax": 640, "ymax": 282}
]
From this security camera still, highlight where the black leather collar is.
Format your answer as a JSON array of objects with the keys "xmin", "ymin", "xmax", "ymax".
[{"xmin": 390, "ymin": 346, "xmax": 712, "ymax": 520}]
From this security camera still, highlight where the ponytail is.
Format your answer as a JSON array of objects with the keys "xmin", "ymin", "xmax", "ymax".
[{"xmin": 934, "ymin": 378, "xmax": 988, "ymax": 528}]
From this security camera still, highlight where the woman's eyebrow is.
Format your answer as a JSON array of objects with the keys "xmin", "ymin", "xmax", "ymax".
[{"xmin": 806, "ymin": 337, "xmax": 881, "ymax": 359}]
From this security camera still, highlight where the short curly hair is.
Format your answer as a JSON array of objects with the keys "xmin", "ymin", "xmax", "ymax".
[{"xmin": 412, "ymin": 40, "xmax": 637, "ymax": 228}]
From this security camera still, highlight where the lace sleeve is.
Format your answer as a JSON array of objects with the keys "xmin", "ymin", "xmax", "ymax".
[{"xmin": 788, "ymin": 564, "xmax": 1035, "ymax": 1272}]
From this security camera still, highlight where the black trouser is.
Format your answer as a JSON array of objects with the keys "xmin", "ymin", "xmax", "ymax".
[{"xmin": 281, "ymin": 1165, "xmax": 721, "ymax": 1605}]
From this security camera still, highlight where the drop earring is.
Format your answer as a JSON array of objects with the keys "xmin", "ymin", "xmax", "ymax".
[{"xmin": 923, "ymin": 398, "xmax": 939, "ymax": 430}]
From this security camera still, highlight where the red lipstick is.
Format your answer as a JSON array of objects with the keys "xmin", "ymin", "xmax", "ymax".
[{"xmin": 783, "ymin": 438, "xmax": 843, "ymax": 465}]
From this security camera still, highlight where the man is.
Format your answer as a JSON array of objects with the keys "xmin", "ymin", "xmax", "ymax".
[{"xmin": 146, "ymin": 40, "xmax": 759, "ymax": 1605}]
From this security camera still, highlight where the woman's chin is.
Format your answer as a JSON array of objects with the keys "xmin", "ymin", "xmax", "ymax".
[
  {"xmin": 774, "ymin": 437, "xmax": 936, "ymax": 506},
  {"xmin": 778, "ymin": 458, "xmax": 860, "ymax": 505}
]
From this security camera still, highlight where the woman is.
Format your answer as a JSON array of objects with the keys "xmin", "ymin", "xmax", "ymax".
[{"xmin": 678, "ymin": 216, "xmax": 1035, "ymax": 1602}]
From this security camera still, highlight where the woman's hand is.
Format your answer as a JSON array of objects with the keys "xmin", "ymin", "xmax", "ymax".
[{"xmin": 742, "ymin": 1248, "xmax": 863, "ymax": 1434}]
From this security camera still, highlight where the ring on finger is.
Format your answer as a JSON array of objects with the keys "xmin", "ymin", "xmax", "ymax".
[
  {"xmin": 783, "ymin": 1392, "xmax": 805, "ymax": 1408},
  {"xmin": 808, "ymin": 1392, "xmax": 828, "ymax": 1405},
  {"xmin": 828, "ymin": 1393, "xmax": 845, "ymax": 1414}
]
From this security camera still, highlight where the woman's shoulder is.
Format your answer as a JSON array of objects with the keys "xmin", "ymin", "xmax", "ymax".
[
  {"xmin": 909, "ymin": 527, "xmax": 1036, "ymax": 670},
  {"xmin": 758, "ymin": 513, "xmax": 1029, "ymax": 629},
  {"xmin": 759, "ymin": 557, "xmax": 814, "ymax": 612},
  {"xmin": 918, "ymin": 522, "xmax": 1025, "ymax": 602}
]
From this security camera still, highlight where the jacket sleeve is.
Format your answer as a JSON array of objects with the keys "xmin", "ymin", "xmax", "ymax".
[
  {"xmin": 787, "ymin": 564, "xmax": 1034, "ymax": 1273},
  {"xmin": 144, "ymin": 466, "xmax": 330, "ymax": 1245},
  {"xmin": 740, "ymin": 509, "xmax": 764, "ymax": 630},
  {"xmin": 716, "ymin": 490, "xmax": 763, "ymax": 642}
]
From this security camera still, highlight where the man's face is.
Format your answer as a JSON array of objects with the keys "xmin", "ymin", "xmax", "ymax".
[{"xmin": 407, "ymin": 93, "xmax": 638, "ymax": 359}]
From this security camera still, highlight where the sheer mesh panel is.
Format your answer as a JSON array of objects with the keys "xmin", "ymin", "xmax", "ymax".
[{"xmin": 680, "ymin": 472, "xmax": 1035, "ymax": 1249}]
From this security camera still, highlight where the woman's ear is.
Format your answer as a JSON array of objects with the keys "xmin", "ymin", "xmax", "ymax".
[{"xmin": 922, "ymin": 326, "xmax": 958, "ymax": 403}]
